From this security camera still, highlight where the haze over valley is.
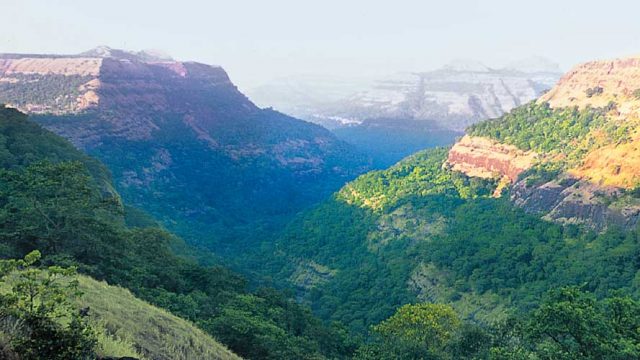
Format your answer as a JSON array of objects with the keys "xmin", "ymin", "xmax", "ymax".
[
  {"xmin": 249, "ymin": 57, "xmax": 562, "ymax": 166},
  {"xmin": 2, "ymin": 1, "xmax": 640, "ymax": 359}
]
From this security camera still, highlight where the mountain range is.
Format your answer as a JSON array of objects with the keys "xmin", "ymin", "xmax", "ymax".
[
  {"xmin": 2, "ymin": 46, "xmax": 640, "ymax": 359},
  {"xmin": 249, "ymin": 57, "xmax": 562, "ymax": 166},
  {"xmin": 249, "ymin": 54, "xmax": 640, "ymax": 344},
  {"xmin": 0, "ymin": 47, "xmax": 369, "ymax": 254},
  {"xmin": 250, "ymin": 57, "xmax": 561, "ymax": 130}
]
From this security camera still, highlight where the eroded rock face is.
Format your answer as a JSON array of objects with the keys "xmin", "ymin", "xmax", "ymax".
[
  {"xmin": 249, "ymin": 59, "xmax": 562, "ymax": 131},
  {"xmin": 0, "ymin": 49, "xmax": 248, "ymax": 142},
  {"xmin": 0, "ymin": 47, "xmax": 370, "ymax": 250},
  {"xmin": 445, "ymin": 135, "xmax": 536, "ymax": 182},
  {"xmin": 512, "ymin": 177, "xmax": 640, "ymax": 231},
  {"xmin": 539, "ymin": 56, "xmax": 640, "ymax": 113},
  {"xmin": 445, "ymin": 55, "xmax": 640, "ymax": 230}
]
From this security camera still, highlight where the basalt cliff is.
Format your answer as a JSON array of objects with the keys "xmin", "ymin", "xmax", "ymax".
[
  {"xmin": 0, "ymin": 47, "xmax": 369, "ymax": 252},
  {"xmin": 446, "ymin": 55, "xmax": 640, "ymax": 230},
  {"xmin": 249, "ymin": 58, "xmax": 562, "ymax": 131},
  {"xmin": 249, "ymin": 58, "xmax": 561, "ymax": 167}
]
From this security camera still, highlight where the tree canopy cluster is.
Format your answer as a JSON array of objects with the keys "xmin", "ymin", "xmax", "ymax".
[{"xmin": 0, "ymin": 107, "xmax": 357, "ymax": 359}]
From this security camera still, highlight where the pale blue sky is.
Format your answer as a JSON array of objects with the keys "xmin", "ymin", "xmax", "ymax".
[{"xmin": 2, "ymin": 0, "xmax": 640, "ymax": 90}]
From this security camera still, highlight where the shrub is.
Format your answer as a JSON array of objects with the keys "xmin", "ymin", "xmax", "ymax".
[
  {"xmin": 585, "ymin": 86, "xmax": 604, "ymax": 98},
  {"xmin": 0, "ymin": 251, "xmax": 97, "ymax": 360}
]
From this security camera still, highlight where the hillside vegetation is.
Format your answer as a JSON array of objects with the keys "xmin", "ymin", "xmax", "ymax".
[
  {"xmin": 247, "ymin": 59, "xmax": 640, "ymax": 357},
  {"xmin": 253, "ymin": 139, "xmax": 640, "ymax": 356},
  {"xmin": 468, "ymin": 102, "xmax": 632, "ymax": 176},
  {"xmin": 77, "ymin": 275, "xmax": 241, "ymax": 360},
  {"xmin": 0, "ymin": 106, "xmax": 357, "ymax": 359}
]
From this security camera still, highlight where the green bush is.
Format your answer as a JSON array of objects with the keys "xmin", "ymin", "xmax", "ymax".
[{"xmin": 0, "ymin": 251, "xmax": 97, "ymax": 360}]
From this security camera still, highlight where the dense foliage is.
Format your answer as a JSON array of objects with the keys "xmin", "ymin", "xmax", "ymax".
[
  {"xmin": 357, "ymin": 287, "xmax": 640, "ymax": 359},
  {"xmin": 3, "ymin": 95, "xmax": 640, "ymax": 358},
  {"xmin": 0, "ymin": 107, "xmax": 358, "ymax": 359},
  {"xmin": 257, "ymin": 143, "xmax": 640, "ymax": 343},
  {"xmin": 0, "ymin": 251, "xmax": 96, "ymax": 360},
  {"xmin": 35, "ymin": 107, "xmax": 368, "ymax": 259},
  {"xmin": 257, "ymin": 148, "xmax": 498, "ymax": 332},
  {"xmin": 468, "ymin": 102, "xmax": 630, "ymax": 166}
]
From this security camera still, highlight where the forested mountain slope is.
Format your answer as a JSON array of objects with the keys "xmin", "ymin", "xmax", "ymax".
[
  {"xmin": 450, "ymin": 56, "xmax": 640, "ymax": 230},
  {"xmin": 256, "ymin": 56, "xmax": 640, "ymax": 346},
  {"xmin": 0, "ymin": 106, "xmax": 358, "ymax": 359},
  {"xmin": 0, "ymin": 47, "xmax": 369, "ymax": 255}
]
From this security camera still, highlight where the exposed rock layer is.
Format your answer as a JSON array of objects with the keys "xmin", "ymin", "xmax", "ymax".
[
  {"xmin": 0, "ymin": 47, "xmax": 369, "ymax": 250},
  {"xmin": 445, "ymin": 135, "xmax": 536, "ymax": 182},
  {"xmin": 249, "ymin": 59, "xmax": 562, "ymax": 131},
  {"xmin": 446, "ymin": 55, "xmax": 640, "ymax": 230},
  {"xmin": 512, "ymin": 177, "xmax": 640, "ymax": 231}
]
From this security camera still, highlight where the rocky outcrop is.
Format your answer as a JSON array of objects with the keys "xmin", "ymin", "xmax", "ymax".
[
  {"xmin": 0, "ymin": 47, "xmax": 242, "ymax": 121},
  {"xmin": 445, "ymin": 135, "xmax": 537, "ymax": 182},
  {"xmin": 447, "ymin": 134, "xmax": 640, "ymax": 230},
  {"xmin": 539, "ymin": 56, "xmax": 640, "ymax": 114},
  {"xmin": 512, "ymin": 177, "xmax": 640, "ymax": 231},
  {"xmin": 0, "ymin": 47, "xmax": 370, "ymax": 251},
  {"xmin": 249, "ymin": 58, "xmax": 562, "ymax": 131},
  {"xmin": 445, "ymin": 55, "xmax": 640, "ymax": 230}
]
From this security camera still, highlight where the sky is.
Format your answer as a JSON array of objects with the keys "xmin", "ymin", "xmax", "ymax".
[{"xmin": 2, "ymin": 0, "xmax": 640, "ymax": 91}]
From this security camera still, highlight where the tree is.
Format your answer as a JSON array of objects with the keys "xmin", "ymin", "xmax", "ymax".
[
  {"xmin": 0, "ymin": 160, "xmax": 125, "ymax": 269},
  {"xmin": 357, "ymin": 303, "xmax": 461, "ymax": 359},
  {"xmin": 0, "ymin": 250, "xmax": 96, "ymax": 360},
  {"xmin": 525, "ymin": 286, "xmax": 618, "ymax": 359},
  {"xmin": 490, "ymin": 287, "xmax": 640, "ymax": 359}
]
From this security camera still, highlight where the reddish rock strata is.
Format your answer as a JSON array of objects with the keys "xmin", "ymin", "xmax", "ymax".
[{"xmin": 446, "ymin": 135, "xmax": 536, "ymax": 182}]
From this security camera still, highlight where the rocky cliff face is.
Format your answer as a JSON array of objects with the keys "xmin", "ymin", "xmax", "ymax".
[
  {"xmin": 249, "ymin": 59, "xmax": 560, "ymax": 167},
  {"xmin": 539, "ymin": 56, "xmax": 640, "ymax": 113},
  {"xmin": 0, "ymin": 50, "xmax": 256, "ymax": 147},
  {"xmin": 249, "ymin": 58, "xmax": 562, "ymax": 131},
  {"xmin": 446, "ymin": 135, "xmax": 537, "ymax": 182},
  {"xmin": 448, "ymin": 139, "xmax": 640, "ymax": 231},
  {"xmin": 445, "ymin": 55, "xmax": 640, "ymax": 230},
  {"xmin": 0, "ymin": 47, "xmax": 369, "ymax": 252},
  {"xmin": 511, "ymin": 176, "xmax": 640, "ymax": 231}
]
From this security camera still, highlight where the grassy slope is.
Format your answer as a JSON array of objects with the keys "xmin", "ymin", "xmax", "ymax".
[{"xmin": 77, "ymin": 275, "xmax": 241, "ymax": 360}]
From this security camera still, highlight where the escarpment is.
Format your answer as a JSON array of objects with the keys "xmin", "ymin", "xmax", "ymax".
[
  {"xmin": 445, "ymin": 55, "xmax": 640, "ymax": 230},
  {"xmin": 0, "ymin": 50, "xmax": 253, "ymax": 147},
  {"xmin": 539, "ymin": 56, "xmax": 640, "ymax": 112},
  {"xmin": 445, "ymin": 135, "xmax": 536, "ymax": 182},
  {"xmin": 0, "ymin": 47, "xmax": 370, "ymax": 252}
]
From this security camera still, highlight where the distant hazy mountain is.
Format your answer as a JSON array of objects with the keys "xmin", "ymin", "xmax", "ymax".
[
  {"xmin": 249, "ymin": 57, "xmax": 562, "ymax": 131},
  {"xmin": 248, "ymin": 58, "xmax": 562, "ymax": 167},
  {"xmin": 0, "ymin": 47, "xmax": 369, "ymax": 252},
  {"xmin": 254, "ymin": 55, "xmax": 640, "ymax": 339}
]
